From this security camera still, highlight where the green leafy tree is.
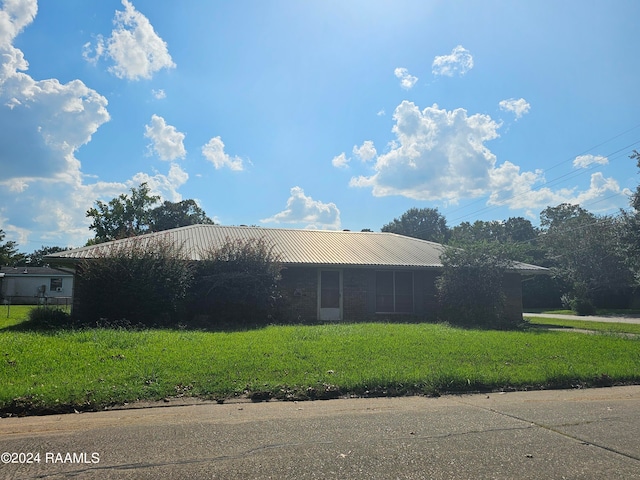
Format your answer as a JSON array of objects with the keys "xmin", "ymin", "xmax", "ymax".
[
  {"xmin": 86, "ymin": 183, "xmax": 160, "ymax": 243},
  {"xmin": 621, "ymin": 150, "xmax": 640, "ymax": 284},
  {"xmin": 540, "ymin": 204, "xmax": 632, "ymax": 312},
  {"xmin": 382, "ymin": 207, "xmax": 450, "ymax": 243},
  {"xmin": 149, "ymin": 199, "xmax": 214, "ymax": 232},
  {"xmin": 0, "ymin": 229, "xmax": 23, "ymax": 266}
]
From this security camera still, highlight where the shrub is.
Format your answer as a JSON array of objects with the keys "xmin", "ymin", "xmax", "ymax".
[
  {"xmin": 27, "ymin": 307, "xmax": 71, "ymax": 329},
  {"xmin": 74, "ymin": 236, "xmax": 193, "ymax": 326},
  {"xmin": 190, "ymin": 237, "xmax": 282, "ymax": 325},
  {"xmin": 436, "ymin": 242, "xmax": 515, "ymax": 328}
]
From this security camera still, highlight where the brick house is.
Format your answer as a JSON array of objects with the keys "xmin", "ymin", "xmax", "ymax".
[{"xmin": 46, "ymin": 224, "xmax": 547, "ymax": 322}]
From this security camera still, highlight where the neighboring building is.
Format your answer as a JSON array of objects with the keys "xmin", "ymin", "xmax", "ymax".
[
  {"xmin": 0, "ymin": 266, "xmax": 74, "ymax": 306},
  {"xmin": 46, "ymin": 224, "xmax": 547, "ymax": 322}
]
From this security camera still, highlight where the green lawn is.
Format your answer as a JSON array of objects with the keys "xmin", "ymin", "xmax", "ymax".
[{"xmin": 1, "ymin": 307, "xmax": 639, "ymax": 416}]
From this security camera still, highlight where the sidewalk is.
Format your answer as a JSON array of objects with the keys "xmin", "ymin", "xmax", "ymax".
[{"xmin": 524, "ymin": 312, "xmax": 640, "ymax": 324}]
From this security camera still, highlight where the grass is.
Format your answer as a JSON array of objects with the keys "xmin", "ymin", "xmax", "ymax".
[
  {"xmin": 525, "ymin": 316, "xmax": 640, "ymax": 335},
  {"xmin": 1, "ymin": 307, "xmax": 639, "ymax": 416}
]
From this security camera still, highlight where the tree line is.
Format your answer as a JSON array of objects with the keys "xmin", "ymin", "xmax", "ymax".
[{"xmin": 2, "ymin": 151, "xmax": 639, "ymax": 313}]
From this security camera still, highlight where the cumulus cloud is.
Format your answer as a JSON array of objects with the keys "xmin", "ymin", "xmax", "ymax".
[
  {"xmin": 573, "ymin": 154, "xmax": 608, "ymax": 169},
  {"xmin": 0, "ymin": 0, "xmax": 37, "ymax": 47},
  {"xmin": 83, "ymin": 0, "xmax": 175, "ymax": 80},
  {"xmin": 0, "ymin": 1, "xmax": 185, "ymax": 248},
  {"xmin": 348, "ymin": 100, "xmax": 625, "ymax": 213},
  {"xmin": 499, "ymin": 98, "xmax": 531, "ymax": 119},
  {"xmin": 432, "ymin": 45, "xmax": 473, "ymax": 77},
  {"xmin": 350, "ymin": 101, "xmax": 501, "ymax": 201},
  {"xmin": 352, "ymin": 140, "xmax": 377, "ymax": 162},
  {"xmin": 332, "ymin": 152, "xmax": 349, "ymax": 169},
  {"xmin": 394, "ymin": 67, "xmax": 418, "ymax": 89},
  {"xmin": 144, "ymin": 114, "xmax": 186, "ymax": 161},
  {"xmin": 261, "ymin": 186, "xmax": 341, "ymax": 230},
  {"xmin": 201, "ymin": 136, "xmax": 245, "ymax": 171}
]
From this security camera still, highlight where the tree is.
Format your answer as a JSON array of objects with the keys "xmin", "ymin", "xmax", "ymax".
[
  {"xmin": 0, "ymin": 229, "xmax": 23, "ymax": 266},
  {"xmin": 620, "ymin": 150, "xmax": 640, "ymax": 284},
  {"xmin": 22, "ymin": 246, "xmax": 70, "ymax": 267},
  {"xmin": 149, "ymin": 199, "xmax": 214, "ymax": 232},
  {"xmin": 86, "ymin": 183, "xmax": 160, "ymax": 243},
  {"xmin": 540, "ymin": 204, "xmax": 632, "ymax": 312},
  {"xmin": 382, "ymin": 207, "xmax": 450, "ymax": 243}
]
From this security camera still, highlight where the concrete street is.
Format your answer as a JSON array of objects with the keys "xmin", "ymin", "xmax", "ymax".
[{"xmin": 1, "ymin": 386, "xmax": 639, "ymax": 479}]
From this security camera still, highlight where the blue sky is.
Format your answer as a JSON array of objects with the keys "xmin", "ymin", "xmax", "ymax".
[{"xmin": 1, "ymin": 0, "xmax": 639, "ymax": 251}]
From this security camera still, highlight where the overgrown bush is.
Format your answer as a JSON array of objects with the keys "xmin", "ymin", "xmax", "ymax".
[
  {"xmin": 74, "ymin": 237, "xmax": 193, "ymax": 326},
  {"xmin": 190, "ymin": 237, "xmax": 282, "ymax": 325},
  {"xmin": 436, "ymin": 242, "xmax": 515, "ymax": 328},
  {"xmin": 27, "ymin": 307, "xmax": 71, "ymax": 329}
]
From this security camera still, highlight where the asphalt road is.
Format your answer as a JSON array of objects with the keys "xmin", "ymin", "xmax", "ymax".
[{"xmin": 1, "ymin": 386, "xmax": 639, "ymax": 479}]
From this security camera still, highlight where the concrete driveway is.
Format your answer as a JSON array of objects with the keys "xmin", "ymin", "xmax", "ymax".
[{"xmin": 1, "ymin": 386, "xmax": 639, "ymax": 479}]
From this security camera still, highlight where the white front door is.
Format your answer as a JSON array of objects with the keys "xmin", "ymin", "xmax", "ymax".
[{"xmin": 318, "ymin": 270, "xmax": 342, "ymax": 321}]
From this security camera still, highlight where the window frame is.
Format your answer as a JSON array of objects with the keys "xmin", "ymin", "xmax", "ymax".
[{"xmin": 375, "ymin": 270, "xmax": 414, "ymax": 314}]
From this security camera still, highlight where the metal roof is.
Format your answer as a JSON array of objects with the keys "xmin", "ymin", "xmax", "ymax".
[
  {"xmin": 0, "ymin": 266, "xmax": 74, "ymax": 276},
  {"xmin": 45, "ymin": 224, "xmax": 548, "ymax": 273}
]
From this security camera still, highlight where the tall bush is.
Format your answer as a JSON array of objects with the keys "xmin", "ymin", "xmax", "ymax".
[
  {"xmin": 190, "ymin": 237, "xmax": 282, "ymax": 324},
  {"xmin": 436, "ymin": 242, "xmax": 515, "ymax": 328},
  {"xmin": 74, "ymin": 237, "xmax": 193, "ymax": 326}
]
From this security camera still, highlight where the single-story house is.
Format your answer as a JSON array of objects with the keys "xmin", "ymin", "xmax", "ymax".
[
  {"xmin": 46, "ymin": 224, "xmax": 547, "ymax": 322},
  {"xmin": 0, "ymin": 266, "xmax": 74, "ymax": 306}
]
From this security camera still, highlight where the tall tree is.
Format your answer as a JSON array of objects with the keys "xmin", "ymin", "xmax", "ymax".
[
  {"xmin": 381, "ymin": 207, "xmax": 450, "ymax": 243},
  {"xmin": 540, "ymin": 204, "xmax": 632, "ymax": 311},
  {"xmin": 149, "ymin": 199, "xmax": 214, "ymax": 232},
  {"xmin": 86, "ymin": 183, "xmax": 160, "ymax": 243},
  {"xmin": 0, "ymin": 229, "xmax": 23, "ymax": 266},
  {"xmin": 620, "ymin": 150, "xmax": 640, "ymax": 284}
]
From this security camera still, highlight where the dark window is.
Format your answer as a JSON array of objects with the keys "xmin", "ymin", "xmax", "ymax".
[
  {"xmin": 376, "ymin": 271, "xmax": 413, "ymax": 313},
  {"xmin": 50, "ymin": 278, "xmax": 63, "ymax": 291}
]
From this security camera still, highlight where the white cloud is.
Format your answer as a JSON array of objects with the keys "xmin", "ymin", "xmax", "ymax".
[
  {"xmin": 573, "ymin": 154, "xmax": 608, "ymax": 169},
  {"xmin": 350, "ymin": 101, "xmax": 501, "ymax": 201},
  {"xmin": 499, "ymin": 98, "xmax": 531, "ymax": 119},
  {"xmin": 0, "ymin": 1, "xmax": 186, "ymax": 248},
  {"xmin": 432, "ymin": 45, "xmax": 474, "ymax": 77},
  {"xmin": 131, "ymin": 163, "xmax": 188, "ymax": 202},
  {"xmin": 352, "ymin": 140, "xmax": 377, "ymax": 162},
  {"xmin": 349, "ymin": 100, "xmax": 625, "ymax": 213},
  {"xmin": 377, "ymin": 109, "xmax": 386, "ymax": 116},
  {"xmin": 84, "ymin": 0, "xmax": 175, "ymax": 80},
  {"xmin": 332, "ymin": 152, "xmax": 349, "ymax": 169},
  {"xmin": 394, "ymin": 67, "xmax": 418, "ymax": 89},
  {"xmin": 201, "ymin": 136, "xmax": 245, "ymax": 171},
  {"xmin": 152, "ymin": 88, "xmax": 166, "ymax": 99},
  {"xmin": 144, "ymin": 114, "xmax": 186, "ymax": 161},
  {"xmin": 261, "ymin": 186, "xmax": 341, "ymax": 230}
]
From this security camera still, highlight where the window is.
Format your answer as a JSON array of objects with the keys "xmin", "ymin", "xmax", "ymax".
[
  {"xmin": 50, "ymin": 278, "xmax": 62, "ymax": 291},
  {"xmin": 375, "ymin": 271, "xmax": 414, "ymax": 313}
]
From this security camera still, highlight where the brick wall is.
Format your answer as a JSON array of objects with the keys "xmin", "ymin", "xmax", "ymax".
[{"xmin": 278, "ymin": 267, "xmax": 318, "ymax": 322}]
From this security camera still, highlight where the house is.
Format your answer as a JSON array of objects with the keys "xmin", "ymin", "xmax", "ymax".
[
  {"xmin": 46, "ymin": 224, "xmax": 547, "ymax": 322},
  {"xmin": 0, "ymin": 266, "xmax": 74, "ymax": 306}
]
